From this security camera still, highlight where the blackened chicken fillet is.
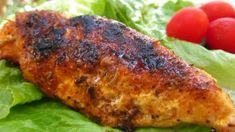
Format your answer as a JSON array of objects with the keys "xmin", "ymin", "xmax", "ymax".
[{"xmin": 0, "ymin": 11, "xmax": 235, "ymax": 132}]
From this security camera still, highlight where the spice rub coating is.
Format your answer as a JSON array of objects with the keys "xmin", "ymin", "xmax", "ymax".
[{"xmin": 0, "ymin": 11, "xmax": 235, "ymax": 131}]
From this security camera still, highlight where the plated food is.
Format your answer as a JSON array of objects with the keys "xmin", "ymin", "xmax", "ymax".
[
  {"xmin": 1, "ymin": 0, "xmax": 235, "ymax": 132},
  {"xmin": 0, "ymin": 10, "xmax": 235, "ymax": 131}
]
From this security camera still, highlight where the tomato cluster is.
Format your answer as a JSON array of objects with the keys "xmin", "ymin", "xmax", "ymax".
[{"xmin": 166, "ymin": 1, "xmax": 235, "ymax": 54}]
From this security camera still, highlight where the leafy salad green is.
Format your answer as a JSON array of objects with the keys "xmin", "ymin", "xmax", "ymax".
[
  {"xmin": 0, "ymin": 60, "xmax": 43, "ymax": 120},
  {"xmin": 0, "ymin": 0, "xmax": 235, "ymax": 131}
]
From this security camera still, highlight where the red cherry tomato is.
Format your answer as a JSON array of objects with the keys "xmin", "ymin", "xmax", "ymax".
[
  {"xmin": 201, "ymin": 1, "xmax": 235, "ymax": 22},
  {"xmin": 207, "ymin": 18, "xmax": 235, "ymax": 53},
  {"xmin": 166, "ymin": 7, "xmax": 209, "ymax": 43}
]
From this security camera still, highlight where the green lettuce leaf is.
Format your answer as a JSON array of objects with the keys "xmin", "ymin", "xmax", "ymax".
[
  {"xmin": 136, "ymin": 124, "xmax": 210, "ymax": 132},
  {"xmin": 104, "ymin": 0, "xmax": 193, "ymax": 39},
  {"xmin": 0, "ymin": 60, "xmax": 43, "ymax": 119},
  {"xmin": 0, "ymin": 0, "xmax": 106, "ymax": 27},
  {"xmin": 0, "ymin": 99, "xmax": 120, "ymax": 132},
  {"xmin": 163, "ymin": 38, "xmax": 235, "ymax": 90},
  {"xmin": 26, "ymin": 0, "xmax": 105, "ymax": 16}
]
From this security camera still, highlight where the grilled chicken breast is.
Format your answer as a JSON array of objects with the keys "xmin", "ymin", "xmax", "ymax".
[{"xmin": 0, "ymin": 11, "xmax": 235, "ymax": 131}]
